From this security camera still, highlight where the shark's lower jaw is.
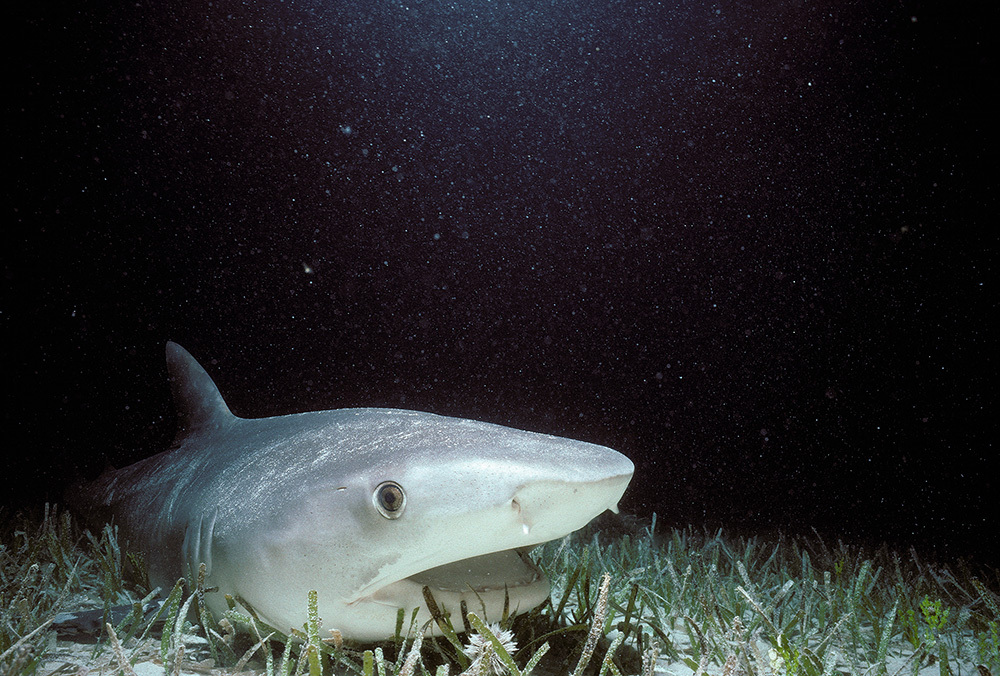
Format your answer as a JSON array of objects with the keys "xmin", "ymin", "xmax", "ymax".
[{"xmin": 365, "ymin": 548, "xmax": 550, "ymax": 626}]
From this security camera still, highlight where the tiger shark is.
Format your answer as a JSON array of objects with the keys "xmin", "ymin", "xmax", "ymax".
[{"xmin": 72, "ymin": 342, "xmax": 633, "ymax": 640}]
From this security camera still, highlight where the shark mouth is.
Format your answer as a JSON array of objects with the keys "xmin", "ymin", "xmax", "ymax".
[
  {"xmin": 366, "ymin": 547, "xmax": 550, "ymax": 619},
  {"xmin": 407, "ymin": 548, "xmax": 543, "ymax": 592}
]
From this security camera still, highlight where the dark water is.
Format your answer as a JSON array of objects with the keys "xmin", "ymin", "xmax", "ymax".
[{"xmin": 9, "ymin": 1, "xmax": 995, "ymax": 565}]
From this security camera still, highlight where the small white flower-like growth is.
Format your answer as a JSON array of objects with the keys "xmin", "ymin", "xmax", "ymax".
[{"xmin": 462, "ymin": 623, "xmax": 518, "ymax": 676}]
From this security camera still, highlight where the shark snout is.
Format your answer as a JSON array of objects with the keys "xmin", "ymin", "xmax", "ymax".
[{"xmin": 509, "ymin": 462, "xmax": 633, "ymax": 542}]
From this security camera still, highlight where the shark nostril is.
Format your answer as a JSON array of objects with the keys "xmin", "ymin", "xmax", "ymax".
[{"xmin": 511, "ymin": 498, "xmax": 532, "ymax": 535}]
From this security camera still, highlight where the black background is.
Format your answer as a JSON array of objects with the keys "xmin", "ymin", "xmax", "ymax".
[{"xmin": 8, "ymin": 0, "xmax": 995, "ymax": 565}]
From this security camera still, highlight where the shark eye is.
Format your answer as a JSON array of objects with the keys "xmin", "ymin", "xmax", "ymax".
[{"xmin": 373, "ymin": 481, "xmax": 406, "ymax": 519}]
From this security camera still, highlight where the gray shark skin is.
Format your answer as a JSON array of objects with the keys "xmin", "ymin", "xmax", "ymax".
[{"xmin": 72, "ymin": 342, "xmax": 634, "ymax": 640}]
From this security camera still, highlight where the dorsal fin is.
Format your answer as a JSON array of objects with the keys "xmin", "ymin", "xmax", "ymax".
[{"xmin": 165, "ymin": 342, "xmax": 236, "ymax": 439}]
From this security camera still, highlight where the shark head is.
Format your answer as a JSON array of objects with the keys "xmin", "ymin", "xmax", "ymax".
[
  {"xmin": 208, "ymin": 409, "xmax": 634, "ymax": 639},
  {"xmin": 89, "ymin": 343, "xmax": 634, "ymax": 641}
]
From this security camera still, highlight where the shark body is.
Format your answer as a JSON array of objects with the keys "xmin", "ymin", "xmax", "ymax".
[{"xmin": 74, "ymin": 342, "xmax": 634, "ymax": 640}]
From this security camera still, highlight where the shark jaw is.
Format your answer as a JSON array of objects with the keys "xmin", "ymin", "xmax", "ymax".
[{"xmin": 341, "ymin": 547, "xmax": 549, "ymax": 638}]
